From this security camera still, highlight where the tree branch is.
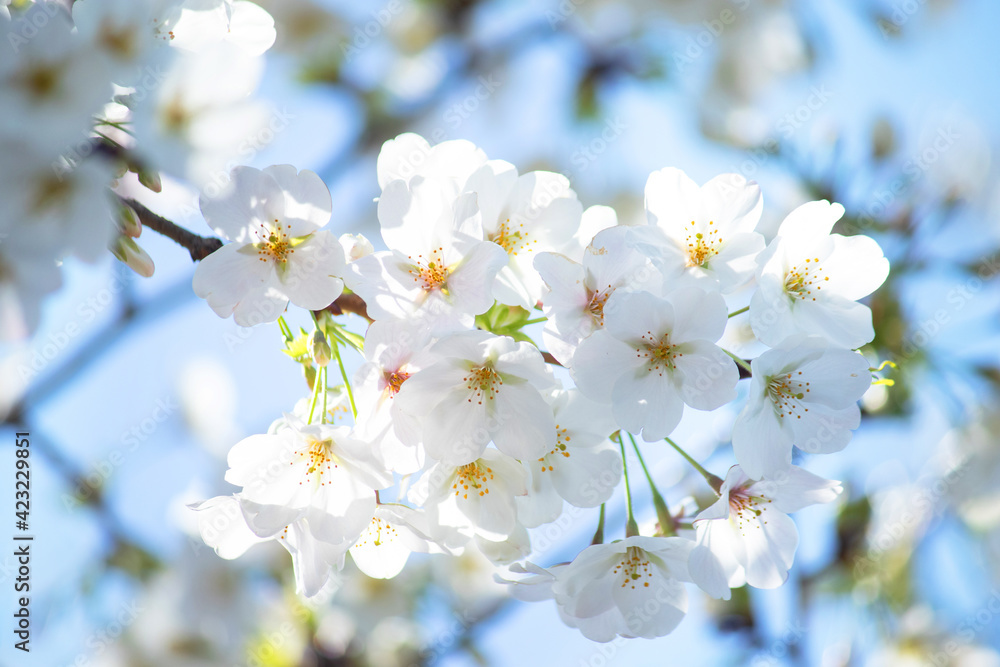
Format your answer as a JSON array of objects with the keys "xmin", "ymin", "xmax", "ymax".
[{"xmin": 119, "ymin": 196, "xmax": 223, "ymax": 261}]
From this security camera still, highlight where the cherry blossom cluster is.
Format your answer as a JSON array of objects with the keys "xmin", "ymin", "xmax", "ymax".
[
  {"xmin": 192, "ymin": 132, "xmax": 891, "ymax": 642},
  {"xmin": 0, "ymin": 0, "xmax": 275, "ymax": 340}
]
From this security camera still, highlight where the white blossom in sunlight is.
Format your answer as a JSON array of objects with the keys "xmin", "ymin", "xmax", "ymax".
[
  {"xmin": 691, "ymin": 464, "xmax": 842, "ymax": 589},
  {"xmin": 643, "ymin": 167, "xmax": 765, "ymax": 293},
  {"xmin": 572, "ymin": 288, "xmax": 738, "ymax": 441},
  {"xmin": 516, "ymin": 389, "xmax": 621, "ymax": 528},
  {"xmin": 193, "ymin": 165, "xmax": 346, "ymax": 325},
  {"xmin": 535, "ymin": 224, "xmax": 662, "ymax": 366},
  {"xmin": 154, "ymin": 0, "xmax": 276, "ymax": 56},
  {"xmin": 394, "ymin": 330, "xmax": 557, "ymax": 465},
  {"xmin": 732, "ymin": 338, "xmax": 872, "ymax": 479},
  {"xmin": 749, "ymin": 200, "xmax": 890, "ymax": 349},
  {"xmin": 349, "ymin": 503, "xmax": 463, "ymax": 580},
  {"xmin": 376, "ymin": 132, "xmax": 487, "ymax": 190}
]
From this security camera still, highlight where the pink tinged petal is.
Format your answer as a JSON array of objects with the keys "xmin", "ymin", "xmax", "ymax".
[
  {"xmin": 777, "ymin": 200, "xmax": 845, "ymax": 239},
  {"xmin": 644, "ymin": 167, "xmax": 703, "ymax": 232},
  {"xmin": 571, "ymin": 330, "xmax": 641, "ymax": 403},
  {"xmin": 277, "ymin": 230, "xmax": 346, "ymax": 310},
  {"xmin": 200, "ymin": 166, "xmax": 284, "ymax": 242},
  {"xmin": 447, "ymin": 241, "xmax": 509, "ymax": 315},
  {"xmin": 731, "ymin": 395, "xmax": 795, "ymax": 481},
  {"xmin": 262, "ymin": 165, "xmax": 332, "ymax": 235},
  {"xmin": 611, "ymin": 370, "xmax": 685, "ymax": 441},
  {"xmin": 752, "ymin": 466, "xmax": 842, "ymax": 513},
  {"xmin": 191, "ymin": 496, "xmax": 265, "ymax": 559},
  {"xmin": 738, "ymin": 507, "xmax": 799, "ymax": 589},
  {"xmin": 673, "ymin": 340, "xmax": 739, "ymax": 410},
  {"xmin": 797, "ymin": 349, "xmax": 872, "ymax": 407}
]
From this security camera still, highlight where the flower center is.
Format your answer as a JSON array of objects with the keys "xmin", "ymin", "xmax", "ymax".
[
  {"xmin": 766, "ymin": 371, "xmax": 810, "ymax": 420},
  {"xmin": 784, "ymin": 257, "xmax": 828, "ymax": 301},
  {"xmin": 384, "ymin": 369, "xmax": 410, "ymax": 396},
  {"xmin": 453, "ymin": 462, "xmax": 494, "ymax": 499},
  {"xmin": 538, "ymin": 424, "xmax": 571, "ymax": 471},
  {"xmin": 406, "ymin": 246, "xmax": 449, "ymax": 292},
  {"xmin": 295, "ymin": 437, "xmax": 337, "ymax": 486},
  {"xmin": 727, "ymin": 488, "xmax": 773, "ymax": 534},
  {"xmin": 253, "ymin": 220, "xmax": 296, "ymax": 264},
  {"xmin": 463, "ymin": 365, "xmax": 502, "ymax": 404},
  {"xmin": 613, "ymin": 546, "xmax": 654, "ymax": 589},
  {"xmin": 14, "ymin": 62, "xmax": 61, "ymax": 101},
  {"xmin": 586, "ymin": 285, "xmax": 613, "ymax": 326},
  {"xmin": 637, "ymin": 331, "xmax": 683, "ymax": 375},
  {"xmin": 491, "ymin": 218, "xmax": 535, "ymax": 256},
  {"xmin": 356, "ymin": 517, "xmax": 398, "ymax": 548},
  {"xmin": 684, "ymin": 220, "xmax": 722, "ymax": 268}
]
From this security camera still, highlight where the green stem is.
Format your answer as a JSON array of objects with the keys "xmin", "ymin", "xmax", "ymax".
[
  {"xmin": 306, "ymin": 363, "xmax": 324, "ymax": 425},
  {"xmin": 320, "ymin": 366, "xmax": 329, "ymax": 424},
  {"xmin": 722, "ymin": 348, "xmax": 753, "ymax": 374},
  {"xmin": 277, "ymin": 316, "xmax": 293, "ymax": 342},
  {"xmin": 627, "ymin": 433, "xmax": 675, "ymax": 536},
  {"xmin": 591, "ymin": 503, "xmax": 606, "ymax": 545},
  {"xmin": 664, "ymin": 437, "xmax": 724, "ymax": 493},
  {"xmin": 728, "ymin": 305, "xmax": 749, "ymax": 318},
  {"xmin": 521, "ymin": 317, "xmax": 547, "ymax": 326},
  {"xmin": 332, "ymin": 342, "xmax": 357, "ymax": 419},
  {"xmin": 616, "ymin": 433, "xmax": 639, "ymax": 537}
]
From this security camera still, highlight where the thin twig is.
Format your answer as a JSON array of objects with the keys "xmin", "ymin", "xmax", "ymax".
[{"xmin": 119, "ymin": 196, "xmax": 223, "ymax": 261}]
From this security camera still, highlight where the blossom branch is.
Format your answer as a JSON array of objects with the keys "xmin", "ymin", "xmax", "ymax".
[{"xmin": 119, "ymin": 196, "xmax": 223, "ymax": 262}]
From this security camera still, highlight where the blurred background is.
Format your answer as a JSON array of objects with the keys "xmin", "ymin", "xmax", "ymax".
[{"xmin": 2, "ymin": 0, "xmax": 1000, "ymax": 664}]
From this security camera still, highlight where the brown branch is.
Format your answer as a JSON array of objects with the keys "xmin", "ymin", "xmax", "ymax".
[
  {"xmin": 119, "ymin": 196, "xmax": 223, "ymax": 261},
  {"xmin": 316, "ymin": 293, "xmax": 372, "ymax": 323}
]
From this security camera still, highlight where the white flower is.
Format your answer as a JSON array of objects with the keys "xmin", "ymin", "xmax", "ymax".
[
  {"xmin": 193, "ymin": 165, "xmax": 346, "ymax": 326},
  {"xmin": 394, "ymin": 331, "xmax": 557, "ymax": 465},
  {"xmin": 550, "ymin": 536, "xmax": 706, "ymax": 641},
  {"xmin": 409, "ymin": 448, "xmax": 528, "ymax": 541},
  {"xmin": 517, "ymin": 389, "xmax": 621, "ymax": 528},
  {"xmin": 375, "ymin": 132, "xmax": 487, "ymax": 190},
  {"xmin": 534, "ymin": 225, "xmax": 662, "ymax": 366},
  {"xmin": 572, "ymin": 288, "xmax": 738, "ymax": 441},
  {"xmin": 644, "ymin": 167, "xmax": 765, "ymax": 293},
  {"xmin": 732, "ymin": 338, "xmax": 872, "ymax": 479},
  {"xmin": 130, "ymin": 42, "xmax": 270, "ymax": 185},
  {"xmin": 0, "ymin": 222, "xmax": 62, "ymax": 341},
  {"xmin": 692, "ymin": 464, "xmax": 842, "ymax": 589},
  {"xmin": 463, "ymin": 160, "xmax": 584, "ymax": 309},
  {"xmin": 192, "ymin": 495, "xmax": 347, "ymax": 598},
  {"xmin": 348, "ymin": 177, "xmax": 508, "ymax": 333},
  {"xmin": 72, "ymin": 0, "xmax": 158, "ymax": 79},
  {"xmin": 749, "ymin": 200, "xmax": 890, "ymax": 349},
  {"xmin": 0, "ymin": 10, "xmax": 113, "ymax": 153},
  {"xmin": 475, "ymin": 522, "xmax": 532, "ymax": 566},
  {"xmin": 222, "ymin": 415, "xmax": 390, "ymax": 546},
  {"xmin": 353, "ymin": 318, "xmax": 433, "ymax": 474},
  {"xmin": 155, "ymin": 0, "xmax": 276, "ymax": 56},
  {"xmin": 349, "ymin": 504, "xmax": 462, "ymax": 580}
]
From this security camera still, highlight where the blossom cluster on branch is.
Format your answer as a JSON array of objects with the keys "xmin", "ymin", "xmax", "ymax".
[{"xmin": 189, "ymin": 132, "xmax": 890, "ymax": 642}]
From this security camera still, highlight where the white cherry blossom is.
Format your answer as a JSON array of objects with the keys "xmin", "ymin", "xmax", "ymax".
[
  {"xmin": 732, "ymin": 338, "xmax": 872, "ymax": 479},
  {"xmin": 394, "ymin": 331, "xmax": 557, "ymax": 465},
  {"xmin": 193, "ymin": 165, "xmax": 346, "ymax": 326},
  {"xmin": 644, "ymin": 167, "xmax": 765, "ymax": 293},
  {"xmin": 349, "ymin": 504, "xmax": 463, "ymax": 580},
  {"xmin": 516, "ymin": 389, "xmax": 621, "ymax": 528},
  {"xmin": 535, "ymin": 225, "xmax": 662, "ymax": 366},
  {"xmin": 572, "ymin": 288, "xmax": 738, "ymax": 441},
  {"xmin": 749, "ymin": 200, "xmax": 890, "ymax": 349},
  {"xmin": 692, "ymin": 464, "xmax": 842, "ymax": 589}
]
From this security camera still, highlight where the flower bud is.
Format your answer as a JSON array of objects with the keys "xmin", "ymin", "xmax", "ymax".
[
  {"xmin": 137, "ymin": 168, "xmax": 162, "ymax": 193},
  {"xmin": 111, "ymin": 237, "xmax": 155, "ymax": 277},
  {"xmin": 310, "ymin": 330, "xmax": 332, "ymax": 368},
  {"xmin": 339, "ymin": 233, "xmax": 374, "ymax": 262},
  {"xmin": 118, "ymin": 203, "xmax": 142, "ymax": 238}
]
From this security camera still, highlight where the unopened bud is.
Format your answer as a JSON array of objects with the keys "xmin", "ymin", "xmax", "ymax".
[
  {"xmin": 339, "ymin": 233, "xmax": 374, "ymax": 262},
  {"xmin": 310, "ymin": 330, "xmax": 332, "ymax": 367},
  {"xmin": 137, "ymin": 168, "xmax": 161, "ymax": 193},
  {"xmin": 303, "ymin": 364, "xmax": 317, "ymax": 390},
  {"xmin": 111, "ymin": 237, "xmax": 155, "ymax": 277},
  {"xmin": 118, "ymin": 203, "xmax": 142, "ymax": 237}
]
